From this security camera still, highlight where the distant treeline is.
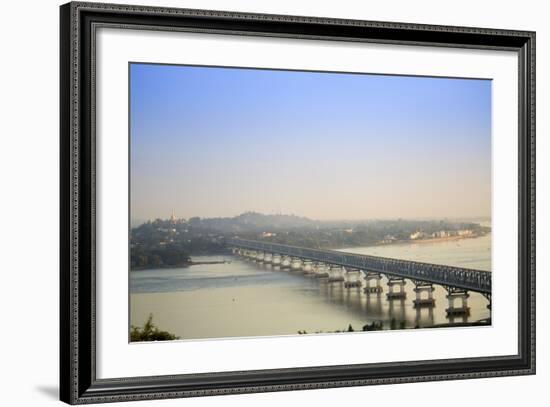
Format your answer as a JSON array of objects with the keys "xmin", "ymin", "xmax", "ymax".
[
  {"xmin": 130, "ymin": 220, "xmax": 229, "ymax": 270},
  {"xmin": 246, "ymin": 219, "xmax": 491, "ymax": 249},
  {"xmin": 131, "ymin": 243, "xmax": 193, "ymax": 270}
]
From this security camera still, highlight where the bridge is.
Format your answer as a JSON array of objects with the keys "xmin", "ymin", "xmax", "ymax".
[{"xmin": 228, "ymin": 238, "xmax": 492, "ymax": 317}]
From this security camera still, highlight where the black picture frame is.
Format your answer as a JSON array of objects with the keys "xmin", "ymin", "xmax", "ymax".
[{"xmin": 60, "ymin": 1, "xmax": 536, "ymax": 404}]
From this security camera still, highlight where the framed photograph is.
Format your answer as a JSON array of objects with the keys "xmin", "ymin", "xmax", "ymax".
[{"xmin": 60, "ymin": 1, "xmax": 535, "ymax": 404}]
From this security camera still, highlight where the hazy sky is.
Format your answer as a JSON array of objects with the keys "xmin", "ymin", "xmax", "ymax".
[{"xmin": 130, "ymin": 63, "xmax": 491, "ymax": 222}]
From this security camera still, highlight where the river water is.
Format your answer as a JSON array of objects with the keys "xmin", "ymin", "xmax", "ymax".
[{"xmin": 130, "ymin": 235, "xmax": 491, "ymax": 341}]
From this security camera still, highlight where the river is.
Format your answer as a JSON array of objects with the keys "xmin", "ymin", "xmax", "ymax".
[{"xmin": 130, "ymin": 234, "xmax": 491, "ymax": 341}]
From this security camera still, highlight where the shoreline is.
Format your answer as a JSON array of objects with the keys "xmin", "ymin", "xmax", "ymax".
[
  {"xmin": 390, "ymin": 233, "xmax": 488, "ymax": 246},
  {"xmin": 335, "ymin": 231, "xmax": 490, "ymax": 251},
  {"xmin": 190, "ymin": 260, "xmax": 231, "ymax": 266},
  {"xmin": 131, "ymin": 259, "xmax": 230, "ymax": 272}
]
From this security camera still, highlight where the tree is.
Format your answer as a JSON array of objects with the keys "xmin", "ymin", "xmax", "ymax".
[{"xmin": 130, "ymin": 314, "xmax": 179, "ymax": 342}]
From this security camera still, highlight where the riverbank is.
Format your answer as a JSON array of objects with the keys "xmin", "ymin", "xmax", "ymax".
[
  {"xmin": 378, "ymin": 233, "xmax": 489, "ymax": 247},
  {"xmin": 131, "ymin": 259, "xmax": 230, "ymax": 271},
  {"xmin": 296, "ymin": 318, "xmax": 491, "ymax": 335}
]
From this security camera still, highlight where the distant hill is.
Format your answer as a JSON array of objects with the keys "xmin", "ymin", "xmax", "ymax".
[{"xmin": 190, "ymin": 211, "xmax": 318, "ymax": 232}]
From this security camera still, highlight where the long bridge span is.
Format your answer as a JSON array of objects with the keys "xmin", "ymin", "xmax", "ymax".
[{"xmin": 228, "ymin": 238, "xmax": 492, "ymax": 315}]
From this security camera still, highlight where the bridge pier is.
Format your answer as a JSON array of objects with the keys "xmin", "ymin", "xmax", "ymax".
[
  {"xmin": 307, "ymin": 262, "xmax": 322, "ymax": 276},
  {"xmin": 272, "ymin": 254, "xmax": 281, "ymax": 267},
  {"xmin": 445, "ymin": 287, "xmax": 470, "ymax": 317},
  {"xmin": 386, "ymin": 277, "xmax": 407, "ymax": 300},
  {"xmin": 301, "ymin": 260, "xmax": 314, "ymax": 275},
  {"xmin": 327, "ymin": 265, "xmax": 345, "ymax": 283},
  {"xmin": 412, "ymin": 281, "xmax": 435, "ymax": 308},
  {"xmin": 290, "ymin": 258, "xmax": 302, "ymax": 271},
  {"xmin": 280, "ymin": 256, "xmax": 291, "ymax": 269},
  {"xmin": 483, "ymin": 293, "xmax": 492, "ymax": 310},
  {"xmin": 344, "ymin": 268, "xmax": 362, "ymax": 288},
  {"xmin": 313, "ymin": 263, "xmax": 330, "ymax": 278},
  {"xmin": 255, "ymin": 251, "xmax": 265, "ymax": 263},
  {"xmin": 363, "ymin": 272, "xmax": 383, "ymax": 294}
]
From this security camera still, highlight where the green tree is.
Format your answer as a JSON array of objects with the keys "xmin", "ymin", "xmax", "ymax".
[{"xmin": 130, "ymin": 314, "xmax": 179, "ymax": 342}]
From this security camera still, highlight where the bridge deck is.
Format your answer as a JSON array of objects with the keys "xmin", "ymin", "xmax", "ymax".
[{"xmin": 228, "ymin": 238, "xmax": 491, "ymax": 294}]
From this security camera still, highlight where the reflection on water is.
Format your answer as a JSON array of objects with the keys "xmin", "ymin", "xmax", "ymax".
[{"xmin": 130, "ymin": 235, "xmax": 491, "ymax": 340}]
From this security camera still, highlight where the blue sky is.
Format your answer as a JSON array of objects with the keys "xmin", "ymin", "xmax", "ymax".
[{"xmin": 130, "ymin": 63, "xmax": 491, "ymax": 222}]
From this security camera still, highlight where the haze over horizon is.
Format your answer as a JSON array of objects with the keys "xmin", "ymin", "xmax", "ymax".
[
  {"xmin": 130, "ymin": 64, "xmax": 491, "ymax": 223},
  {"xmin": 131, "ymin": 211, "xmax": 491, "ymax": 228}
]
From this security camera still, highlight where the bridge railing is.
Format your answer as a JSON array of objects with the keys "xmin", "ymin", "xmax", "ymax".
[{"xmin": 228, "ymin": 238, "xmax": 491, "ymax": 294}]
